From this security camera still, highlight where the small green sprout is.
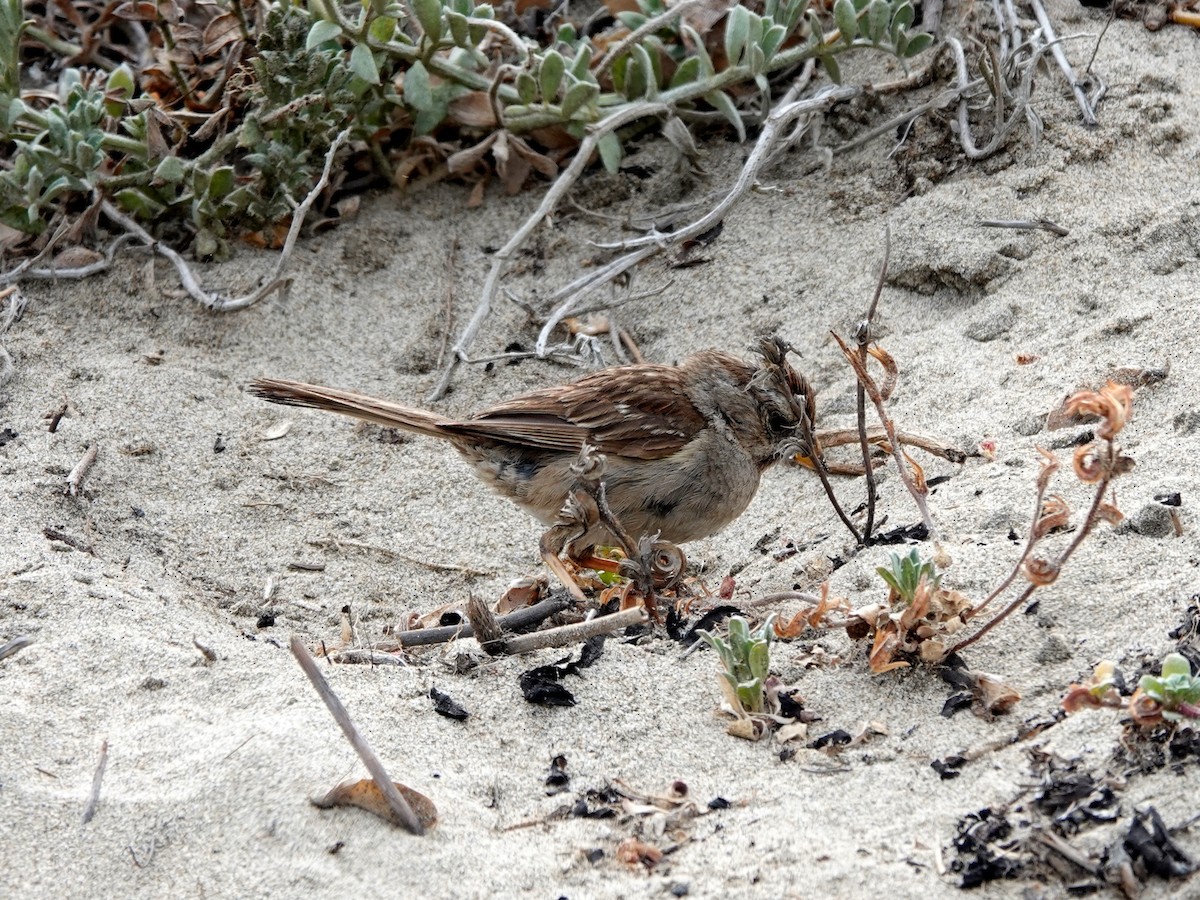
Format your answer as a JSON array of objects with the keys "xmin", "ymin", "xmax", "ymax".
[
  {"xmin": 1137, "ymin": 653, "xmax": 1200, "ymax": 723},
  {"xmin": 699, "ymin": 615, "xmax": 775, "ymax": 715},
  {"xmin": 876, "ymin": 549, "xmax": 940, "ymax": 605}
]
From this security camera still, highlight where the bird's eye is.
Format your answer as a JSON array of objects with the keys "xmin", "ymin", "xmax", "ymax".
[{"xmin": 767, "ymin": 411, "xmax": 792, "ymax": 434}]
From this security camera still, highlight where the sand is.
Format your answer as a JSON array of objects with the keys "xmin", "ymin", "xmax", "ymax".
[{"xmin": 2, "ymin": 7, "xmax": 1199, "ymax": 898}]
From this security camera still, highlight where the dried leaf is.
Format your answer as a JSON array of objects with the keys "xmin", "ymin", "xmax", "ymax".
[
  {"xmin": 497, "ymin": 575, "xmax": 546, "ymax": 614},
  {"xmin": 775, "ymin": 721, "xmax": 808, "ymax": 744},
  {"xmin": 313, "ymin": 779, "xmax": 438, "ymax": 829},
  {"xmin": 974, "ymin": 672, "xmax": 1020, "ymax": 714},
  {"xmin": 447, "ymin": 92, "xmax": 497, "ymax": 129},
  {"xmin": 1034, "ymin": 494, "xmax": 1071, "ymax": 538},
  {"xmin": 681, "ymin": 0, "xmax": 734, "ymax": 34},
  {"xmin": 509, "ymin": 135, "xmax": 558, "ymax": 178},
  {"xmin": 1021, "ymin": 556, "xmax": 1060, "ymax": 586},
  {"xmin": 866, "ymin": 343, "xmax": 899, "ymax": 400},
  {"xmin": 1061, "ymin": 381, "xmax": 1134, "ymax": 440},
  {"xmin": 202, "ymin": 13, "xmax": 243, "ymax": 54},
  {"xmin": 113, "ymin": 2, "xmax": 159, "ymax": 21},
  {"xmin": 447, "ymin": 133, "xmax": 497, "ymax": 175},
  {"xmin": 52, "ymin": 246, "xmax": 104, "ymax": 268},
  {"xmin": 616, "ymin": 837, "xmax": 663, "ymax": 868},
  {"xmin": 1072, "ymin": 443, "xmax": 1107, "ymax": 484},
  {"xmin": 1035, "ymin": 446, "xmax": 1060, "ymax": 492},
  {"xmin": 726, "ymin": 717, "xmax": 769, "ymax": 741},
  {"xmin": 466, "ymin": 179, "xmax": 485, "ymax": 210},
  {"xmin": 868, "ymin": 625, "xmax": 909, "ymax": 673}
]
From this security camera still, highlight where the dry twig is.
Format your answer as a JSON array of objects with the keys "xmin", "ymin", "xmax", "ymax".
[
  {"xmin": 498, "ymin": 605, "xmax": 647, "ymax": 654},
  {"xmin": 81, "ymin": 738, "xmax": 108, "ymax": 825},
  {"xmin": 0, "ymin": 634, "xmax": 35, "ymax": 662},
  {"xmin": 66, "ymin": 444, "xmax": 98, "ymax": 497},
  {"xmin": 289, "ymin": 636, "xmax": 425, "ymax": 835}
]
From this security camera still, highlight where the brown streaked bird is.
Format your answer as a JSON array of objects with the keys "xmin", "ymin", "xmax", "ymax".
[{"xmin": 249, "ymin": 338, "xmax": 818, "ymax": 594}]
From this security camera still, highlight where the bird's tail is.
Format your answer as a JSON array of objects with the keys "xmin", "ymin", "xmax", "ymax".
[{"xmin": 248, "ymin": 378, "xmax": 452, "ymax": 438}]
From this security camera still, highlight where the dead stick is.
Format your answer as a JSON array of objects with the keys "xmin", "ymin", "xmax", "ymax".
[
  {"xmin": 289, "ymin": 636, "xmax": 425, "ymax": 836},
  {"xmin": 499, "ymin": 606, "xmax": 647, "ymax": 655},
  {"xmin": 66, "ymin": 444, "xmax": 98, "ymax": 496},
  {"xmin": 0, "ymin": 634, "xmax": 34, "ymax": 662},
  {"xmin": 81, "ymin": 738, "xmax": 108, "ymax": 824},
  {"xmin": 193, "ymin": 637, "xmax": 217, "ymax": 662},
  {"xmin": 393, "ymin": 598, "xmax": 570, "ymax": 648},
  {"xmin": 856, "ymin": 228, "xmax": 890, "ymax": 543}
]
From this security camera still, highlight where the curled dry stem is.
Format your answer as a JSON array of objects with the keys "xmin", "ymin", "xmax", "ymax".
[
  {"xmin": 831, "ymin": 331, "xmax": 938, "ymax": 540},
  {"xmin": 949, "ymin": 385, "xmax": 1132, "ymax": 657}
]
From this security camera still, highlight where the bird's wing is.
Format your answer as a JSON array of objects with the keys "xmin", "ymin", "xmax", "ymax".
[{"xmin": 442, "ymin": 365, "xmax": 707, "ymax": 460}]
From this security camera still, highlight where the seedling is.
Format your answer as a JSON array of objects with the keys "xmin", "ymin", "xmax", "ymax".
[
  {"xmin": 699, "ymin": 615, "xmax": 776, "ymax": 716},
  {"xmin": 1133, "ymin": 653, "xmax": 1200, "ymax": 725},
  {"xmin": 1063, "ymin": 654, "xmax": 1200, "ymax": 728},
  {"xmin": 876, "ymin": 549, "xmax": 941, "ymax": 605}
]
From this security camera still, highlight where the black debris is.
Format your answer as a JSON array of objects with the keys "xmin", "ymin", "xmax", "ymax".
[{"xmin": 429, "ymin": 687, "xmax": 469, "ymax": 721}]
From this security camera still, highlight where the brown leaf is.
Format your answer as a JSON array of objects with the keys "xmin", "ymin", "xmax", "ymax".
[
  {"xmin": 52, "ymin": 246, "xmax": 104, "ymax": 269},
  {"xmin": 203, "ymin": 13, "xmax": 244, "ymax": 54},
  {"xmin": 501, "ymin": 151, "xmax": 531, "ymax": 195},
  {"xmin": 1021, "ymin": 556, "xmax": 1060, "ymax": 586},
  {"xmin": 497, "ymin": 575, "xmax": 546, "ymax": 614},
  {"xmin": 616, "ymin": 837, "xmax": 663, "ymax": 868},
  {"xmin": 603, "ymin": 0, "xmax": 643, "ymax": 14},
  {"xmin": 313, "ymin": 779, "xmax": 438, "ymax": 830},
  {"xmin": 447, "ymin": 92, "xmax": 497, "ymax": 129},
  {"xmin": 681, "ymin": 0, "xmax": 734, "ymax": 34},
  {"xmin": 726, "ymin": 717, "xmax": 769, "ymax": 741},
  {"xmin": 510, "ymin": 135, "xmax": 558, "ymax": 179},
  {"xmin": 528, "ymin": 125, "xmax": 579, "ymax": 151},
  {"xmin": 466, "ymin": 178, "xmax": 486, "ymax": 208},
  {"xmin": 866, "ymin": 343, "xmax": 899, "ymax": 400},
  {"xmin": 868, "ymin": 625, "xmax": 908, "ymax": 673},
  {"xmin": 113, "ymin": 2, "xmax": 159, "ymax": 21},
  {"xmin": 515, "ymin": 0, "xmax": 556, "ymax": 11},
  {"xmin": 1096, "ymin": 502, "xmax": 1124, "ymax": 526},
  {"xmin": 1033, "ymin": 494, "xmax": 1071, "ymax": 538},
  {"xmin": 1035, "ymin": 446, "xmax": 1060, "ymax": 493},
  {"xmin": 974, "ymin": 672, "xmax": 1020, "ymax": 714},
  {"xmin": 1059, "ymin": 381, "xmax": 1134, "ymax": 440},
  {"xmin": 447, "ymin": 133, "xmax": 497, "ymax": 176},
  {"xmin": 51, "ymin": 0, "xmax": 86, "ymax": 27},
  {"xmin": 1108, "ymin": 364, "xmax": 1169, "ymax": 388}
]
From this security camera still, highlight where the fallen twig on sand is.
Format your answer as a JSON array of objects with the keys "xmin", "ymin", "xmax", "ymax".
[
  {"xmin": 66, "ymin": 444, "xmax": 98, "ymax": 497},
  {"xmin": 92, "ymin": 129, "xmax": 350, "ymax": 313},
  {"xmin": 289, "ymin": 636, "xmax": 425, "ymax": 835},
  {"xmin": 484, "ymin": 605, "xmax": 647, "ymax": 656},
  {"xmin": 81, "ymin": 738, "xmax": 108, "ymax": 825},
  {"xmin": 979, "ymin": 218, "xmax": 1069, "ymax": 237},
  {"xmin": 0, "ymin": 634, "xmax": 34, "ymax": 662},
  {"xmin": 389, "ymin": 597, "xmax": 571, "ymax": 649}
]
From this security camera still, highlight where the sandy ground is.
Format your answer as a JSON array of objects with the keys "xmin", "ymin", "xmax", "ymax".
[{"xmin": 3, "ymin": 6, "xmax": 1200, "ymax": 898}]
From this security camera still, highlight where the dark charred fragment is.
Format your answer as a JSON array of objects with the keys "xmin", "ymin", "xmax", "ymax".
[{"xmin": 429, "ymin": 687, "xmax": 469, "ymax": 721}]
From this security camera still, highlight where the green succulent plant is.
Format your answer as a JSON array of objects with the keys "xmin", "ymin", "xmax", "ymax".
[
  {"xmin": 876, "ymin": 548, "xmax": 940, "ymax": 605},
  {"xmin": 1138, "ymin": 653, "xmax": 1200, "ymax": 722},
  {"xmin": 699, "ymin": 614, "xmax": 775, "ymax": 715}
]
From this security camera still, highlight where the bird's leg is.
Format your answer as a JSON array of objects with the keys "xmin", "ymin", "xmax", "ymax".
[
  {"xmin": 542, "ymin": 446, "xmax": 689, "ymax": 615},
  {"xmin": 538, "ymin": 489, "xmax": 601, "ymax": 604},
  {"xmin": 564, "ymin": 445, "xmax": 640, "ymax": 558}
]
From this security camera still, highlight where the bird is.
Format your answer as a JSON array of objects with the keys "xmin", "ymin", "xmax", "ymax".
[{"xmin": 249, "ymin": 337, "xmax": 818, "ymax": 596}]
